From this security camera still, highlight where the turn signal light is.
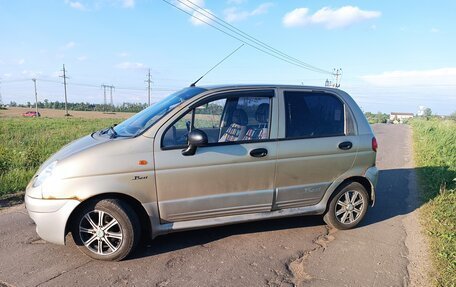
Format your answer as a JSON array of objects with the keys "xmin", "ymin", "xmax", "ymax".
[{"xmin": 138, "ymin": 160, "xmax": 148, "ymax": 165}]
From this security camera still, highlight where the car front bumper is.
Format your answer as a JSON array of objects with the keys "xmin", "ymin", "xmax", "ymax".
[{"xmin": 25, "ymin": 195, "xmax": 80, "ymax": 245}]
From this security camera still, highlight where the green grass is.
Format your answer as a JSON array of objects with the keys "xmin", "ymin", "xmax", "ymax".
[
  {"xmin": 0, "ymin": 117, "xmax": 118, "ymax": 196},
  {"xmin": 411, "ymin": 118, "xmax": 456, "ymax": 287}
]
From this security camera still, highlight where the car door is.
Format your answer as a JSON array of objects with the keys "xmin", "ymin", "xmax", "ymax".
[
  {"xmin": 274, "ymin": 89, "xmax": 358, "ymax": 209},
  {"xmin": 154, "ymin": 89, "xmax": 278, "ymax": 223}
]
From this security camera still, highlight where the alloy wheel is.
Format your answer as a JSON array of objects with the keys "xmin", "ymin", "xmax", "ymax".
[{"xmin": 79, "ymin": 210, "xmax": 123, "ymax": 255}]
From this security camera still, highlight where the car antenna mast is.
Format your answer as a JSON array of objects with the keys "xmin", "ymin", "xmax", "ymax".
[{"xmin": 190, "ymin": 44, "xmax": 244, "ymax": 87}]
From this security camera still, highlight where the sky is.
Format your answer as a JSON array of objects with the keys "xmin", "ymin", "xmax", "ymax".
[{"xmin": 0, "ymin": 0, "xmax": 455, "ymax": 115}]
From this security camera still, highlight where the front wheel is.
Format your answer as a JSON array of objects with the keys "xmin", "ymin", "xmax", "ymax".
[
  {"xmin": 323, "ymin": 182, "xmax": 369, "ymax": 230},
  {"xmin": 71, "ymin": 199, "xmax": 141, "ymax": 261}
]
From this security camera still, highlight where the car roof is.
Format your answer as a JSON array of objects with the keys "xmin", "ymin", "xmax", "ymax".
[{"xmin": 196, "ymin": 84, "xmax": 341, "ymax": 93}]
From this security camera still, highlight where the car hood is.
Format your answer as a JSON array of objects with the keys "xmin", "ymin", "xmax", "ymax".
[{"xmin": 37, "ymin": 133, "xmax": 110, "ymax": 173}]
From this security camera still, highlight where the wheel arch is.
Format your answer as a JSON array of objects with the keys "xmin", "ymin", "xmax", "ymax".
[
  {"xmin": 65, "ymin": 193, "xmax": 152, "ymax": 243},
  {"xmin": 337, "ymin": 176, "xmax": 374, "ymax": 205}
]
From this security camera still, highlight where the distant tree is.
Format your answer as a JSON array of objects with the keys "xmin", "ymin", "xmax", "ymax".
[
  {"xmin": 9, "ymin": 101, "xmax": 17, "ymax": 107},
  {"xmin": 376, "ymin": 112, "xmax": 388, "ymax": 123},
  {"xmin": 422, "ymin": 107, "xmax": 432, "ymax": 120},
  {"xmin": 449, "ymin": 111, "xmax": 456, "ymax": 121}
]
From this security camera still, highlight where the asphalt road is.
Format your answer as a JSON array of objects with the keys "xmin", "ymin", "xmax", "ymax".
[{"xmin": 0, "ymin": 124, "xmax": 428, "ymax": 287}]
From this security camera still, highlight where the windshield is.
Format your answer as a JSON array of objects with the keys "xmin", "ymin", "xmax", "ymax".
[{"xmin": 113, "ymin": 87, "xmax": 206, "ymax": 137}]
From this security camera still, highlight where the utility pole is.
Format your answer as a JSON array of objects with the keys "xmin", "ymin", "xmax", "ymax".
[
  {"xmin": 101, "ymin": 84, "xmax": 115, "ymax": 112},
  {"xmin": 101, "ymin": 84, "xmax": 108, "ymax": 112},
  {"xmin": 109, "ymin": 85, "xmax": 114, "ymax": 112},
  {"xmin": 32, "ymin": 78, "xmax": 38, "ymax": 114},
  {"xmin": 145, "ymin": 69, "xmax": 152, "ymax": 106},
  {"xmin": 333, "ymin": 68, "xmax": 342, "ymax": 88},
  {"xmin": 60, "ymin": 64, "xmax": 70, "ymax": 116}
]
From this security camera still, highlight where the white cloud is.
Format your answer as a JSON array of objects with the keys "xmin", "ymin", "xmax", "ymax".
[
  {"xmin": 21, "ymin": 70, "xmax": 43, "ymax": 78},
  {"xmin": 224, "ymin": 7, "xmax": 250, "ymax": 22},
  {"xmin": 283, "ymin": 6, "xmax": 381, "ymax": 29},
  {"xmin": 64, "ymin": 41, "xmax": 76, "ymax": 49},
  {"xmin": 190, "ymin": 8, "xmax": 215, "ymax": 26},
  {"xmin": 251, "ymin": 3, "xmax": 273, "ymax": 16},
  {"xmin": 224, "ymin": 2, "xmax": 273, "ymax": 23},
  {"xmin": 122, "ymin": 0, "xmax": 134, "ymax": 8},
  {"xmin": 116, "ymin": 61, "xmax": 145, "ymax": 69},
  {"xmin": 116, "ymin": 51, "xmax": 129, "ymax": 57},
  {"xmin": 51, "ymin": 71, "xmax": 61, "ymax": 78},
  {"xmin": 65, "ymin": 0, "xmax": 87, "ymax": 10},
  {"xmin": 65, "ymin": 0, "xmax": 134, "ymax": 10},
  {"xmin": 227, "ymin": 0, "xmax": 245, "ymax": 4},
  {"xmin": 175, "ymin": 0, "xmax": 215, "ymax": 26},
  {"xmin": 361, "ymin": 68, "xmax": 456, "ymax": 87}
]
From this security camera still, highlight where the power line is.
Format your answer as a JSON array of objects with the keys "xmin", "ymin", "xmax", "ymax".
[
  {"xmin": 177, "ymin": 0, "xmax": 332, "ymax": 75},
  {"xmin": 160, "ymin": 0, "xmax": 333, "ymax": 75}
]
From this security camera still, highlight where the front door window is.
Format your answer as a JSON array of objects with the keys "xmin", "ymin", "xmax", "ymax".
[{"xmin": 162, "ymin": 91, "xmax": 273, "ymax": 148}]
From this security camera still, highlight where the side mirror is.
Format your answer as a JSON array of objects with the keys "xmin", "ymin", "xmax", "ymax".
[{"xmin": 181, "ymin": 129, "xmax": 208, "ymax": 156}]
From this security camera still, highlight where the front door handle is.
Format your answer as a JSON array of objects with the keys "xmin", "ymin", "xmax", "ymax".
[
  {"xmin": 338, "ymin": 141, "xmax": 353, "ymax": 150},
  {"xmin": 250, "ymin": 148, "xmax": 268, "ymax": 158}
]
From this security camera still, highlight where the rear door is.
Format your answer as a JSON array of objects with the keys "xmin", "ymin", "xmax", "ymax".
[
  {"xmin": 274, "ymin": 89, "xmax": 358, "ymax": 209},
  {"xmin": 154, "ymin": 89, "xmax": 279, "ymax": 222}
]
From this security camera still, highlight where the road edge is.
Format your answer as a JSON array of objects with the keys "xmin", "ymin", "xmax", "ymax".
[{"xmin": 402, "ymin": 126, "xmax": 432, "ymax": 287}]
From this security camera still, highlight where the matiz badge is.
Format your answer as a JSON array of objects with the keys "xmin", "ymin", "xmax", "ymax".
[{"xmin": 132, "ymin": 175, "xmax": 148, "ymax": 181}]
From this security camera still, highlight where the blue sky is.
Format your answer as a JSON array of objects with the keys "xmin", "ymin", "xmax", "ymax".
[{"xmin": 0, "ymin": 0, "xmax": 455, "ymax": 114}]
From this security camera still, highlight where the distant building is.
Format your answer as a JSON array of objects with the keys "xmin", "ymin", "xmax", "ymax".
[{"xmin": 390, "ymin": 112, "xmax": 414, "ymax": 124}]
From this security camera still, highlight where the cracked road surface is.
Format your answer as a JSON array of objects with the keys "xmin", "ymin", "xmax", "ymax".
[{"xmin": 0, "ymin": 124, "xmax": 427, "ymax": 287}]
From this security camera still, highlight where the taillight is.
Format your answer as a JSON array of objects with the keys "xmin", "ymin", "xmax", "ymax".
[{"xmin": 372, "ymin": 137, "xmax": 378, "ymax": 152}]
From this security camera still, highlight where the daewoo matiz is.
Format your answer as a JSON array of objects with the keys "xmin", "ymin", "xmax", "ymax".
[{"xmin": 25, "ymin": 85, "xmax": 378, "ymax": 261}]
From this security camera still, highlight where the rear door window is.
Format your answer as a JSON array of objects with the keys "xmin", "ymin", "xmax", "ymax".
[{"xmin": 284, "ymin": 91, "xmax": 345, "ymax": 138}]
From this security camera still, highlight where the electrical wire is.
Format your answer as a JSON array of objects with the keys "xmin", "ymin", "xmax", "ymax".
[
  {"xmin": 161, "ymin": 0, "xmax": 333, "ymax": 75},
  {"xmin": 177, "ymin": 0, "xmax": 332, "ymax": 75}
]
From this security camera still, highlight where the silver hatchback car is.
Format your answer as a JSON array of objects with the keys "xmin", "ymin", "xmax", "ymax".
[{"xmin": 25, "ymin": 85, "xmax": 378, "ymax": 261}]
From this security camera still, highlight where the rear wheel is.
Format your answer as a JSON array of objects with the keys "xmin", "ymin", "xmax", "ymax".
[
  {"xmin": 323, "ymin": 182, "xmax": 369, "ymax": 230},
  {"xmin": 71, "ymin": 199, "xmax": 140, "ymax": 261}
]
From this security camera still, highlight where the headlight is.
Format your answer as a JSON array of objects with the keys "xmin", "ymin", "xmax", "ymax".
[{"xmin": 33, "ymin": 161, "xmax": 58, "ymax": 187}]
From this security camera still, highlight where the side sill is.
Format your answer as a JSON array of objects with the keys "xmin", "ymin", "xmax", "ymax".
[{"xmin": 153, "ymin": 204, "xmax": 327, "ymax": 237}]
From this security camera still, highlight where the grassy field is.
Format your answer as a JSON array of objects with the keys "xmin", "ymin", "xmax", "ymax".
[
  {"xmin": 0, "ymin": 107, "xmax": 134, "ymax": 119},
  {"xmin": 411, "ymin": 119, "xmax": 456, "ymax": 287},
  {"xmin": 0, "ymin": 117, "xmax": 119, "ymax": 196}
]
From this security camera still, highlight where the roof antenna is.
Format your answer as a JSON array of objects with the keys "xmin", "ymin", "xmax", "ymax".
[{"xmin": 190, "ymin": 44, "xmax": 244, "ymax": 87}]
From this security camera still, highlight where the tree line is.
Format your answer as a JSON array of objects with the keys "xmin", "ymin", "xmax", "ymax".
[{"xmin": 7, "ymin": 100, "xmax": 149, "ymax": 113}]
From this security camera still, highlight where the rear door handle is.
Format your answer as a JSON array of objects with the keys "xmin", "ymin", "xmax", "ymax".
[
  {"xmin": 250, "ymin": 148, "xmax": 268, "ymax": 158},
  {"xmin": 338, "ymin": 141, "xmax": 353, "ymax": 150}
]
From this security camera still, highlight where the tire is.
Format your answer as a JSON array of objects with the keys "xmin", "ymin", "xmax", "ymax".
[
  {"xmin": 323, "ymin": 182, "xmax": 369, "ymax": 230},
  {"xmin": 71, "ymin": 199, "xmax": 141, "ymax": 261}
]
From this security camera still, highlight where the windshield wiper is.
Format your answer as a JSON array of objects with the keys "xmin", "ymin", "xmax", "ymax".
[
  {"xmin": 99, "ymin": 124, "xmax": 118, "ymax": 138},
  {"xmin": 108, "ymin": 125, "xmax": 118, "ymax": 138}
]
